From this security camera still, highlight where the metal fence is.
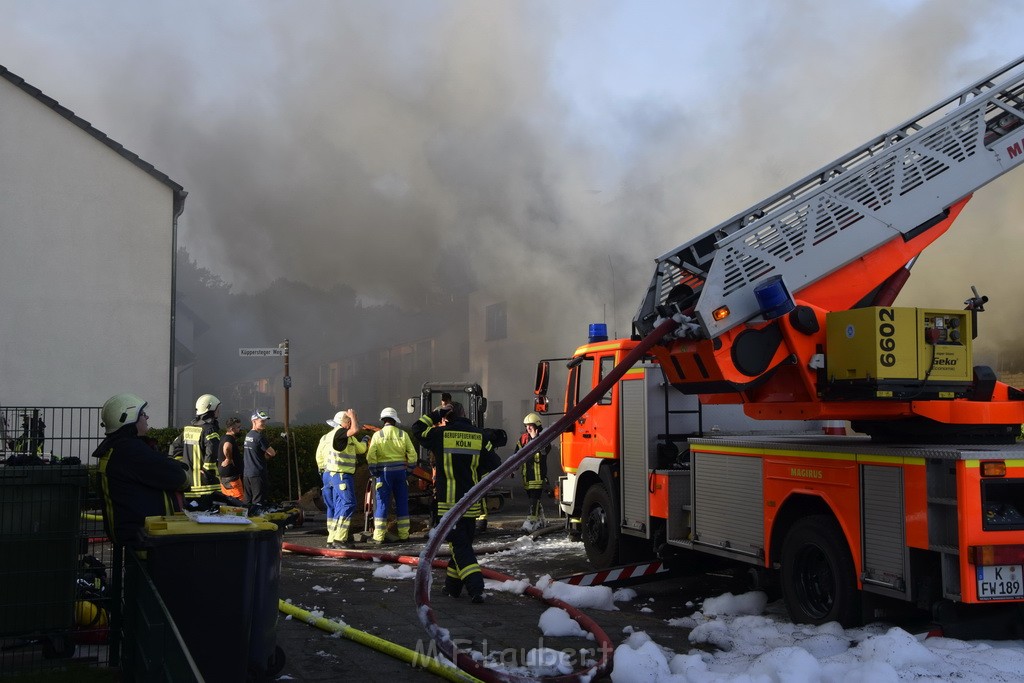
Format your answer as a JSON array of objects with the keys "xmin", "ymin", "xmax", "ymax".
[
  {"xmin": 0, "ymin": 405, "xmax": 196, "ymax": 680},
  {"xmin": 0, "ymin": 406, "xmax": 103, "ymax": 464},
  {"xmin": 0, "ymin": 464, "xmax": 109, "ymax": 677}
]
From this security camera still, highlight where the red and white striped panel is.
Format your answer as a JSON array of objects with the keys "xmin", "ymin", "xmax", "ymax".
[{"xmin": 560, "ymin": 561, "xmax": 668, "ymax": 586}]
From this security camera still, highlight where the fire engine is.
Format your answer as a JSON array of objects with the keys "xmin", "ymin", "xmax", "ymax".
[{"xmin": 533, "ymin": 54, "xmax": 1024, "ymax": 628}]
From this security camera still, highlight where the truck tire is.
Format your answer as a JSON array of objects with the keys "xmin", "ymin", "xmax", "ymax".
[
  {"xmin": 780, "ymin": 515, "xmax": 860, "ymax": 627},
  {"xmin": 581, "ymin": 483, "xmax": 620, "ymax": 568}
]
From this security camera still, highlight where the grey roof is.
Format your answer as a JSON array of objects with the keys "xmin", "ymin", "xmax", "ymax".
[{"xmin": 0, "ymin": 64, "xmax": 187, "ymax": 209}]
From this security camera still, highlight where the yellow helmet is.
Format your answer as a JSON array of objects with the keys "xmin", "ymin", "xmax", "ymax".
[{"xmin": 523, "ymin": 412, "xmax": 543, "ymax": 427}]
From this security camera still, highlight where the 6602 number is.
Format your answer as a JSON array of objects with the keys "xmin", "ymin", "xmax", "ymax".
[{"xmin": 878, "ymin": 309, "xmax": 896, "ymax": 367}]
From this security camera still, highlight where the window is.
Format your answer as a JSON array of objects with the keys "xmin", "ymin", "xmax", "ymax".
[
  {"xmin": 485, "ymin": 302, "xmax": 507, "ymax": 341},
  {"xmin": 598, "ymin": 356, "xmax": 615, "ymax": 405},
  {"xmin": 567, "ymin": 357, "xmax": 594, "ymax": 412}
]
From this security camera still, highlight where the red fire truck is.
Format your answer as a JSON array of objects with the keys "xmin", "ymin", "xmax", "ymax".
[{"xmin": 533, "ymin": 55, "xmax": 1024, "ymax": 627}]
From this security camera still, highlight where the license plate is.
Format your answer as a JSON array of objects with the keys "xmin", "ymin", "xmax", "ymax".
[{"xmin": 976, "ymin": 564, "xmax": 1024, "ymax": 600}]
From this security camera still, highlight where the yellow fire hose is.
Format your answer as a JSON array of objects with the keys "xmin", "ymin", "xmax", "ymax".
[{"xmin": 278, "ymin": 599, "xmax": 482, "ymax": 683}]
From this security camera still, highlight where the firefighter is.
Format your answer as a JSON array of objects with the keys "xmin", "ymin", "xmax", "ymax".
[
  {"xmin": 218, "ymin": 416, "xmax": 245, "ymax": 501},
  {"xmin": 366, "ymin": 407, "xmax": 417, "ymax": 543},
  {"xmin": 316, "ymin": 409, "xmax": 366, "ymax": 548},
  {"xmin": 517, "ymin": 412, "xmax": 550, "ymax": 532},
  {"xmin": 182, "ymin": 394, "xmax": 223, "ymax": 497},
  {"xmin": 411, "ymin": 402, "xmax": 500, "ymax": 603},
  {"xmin": 94, "ymin": 393, "xmax": 188, "ymax": 548}
]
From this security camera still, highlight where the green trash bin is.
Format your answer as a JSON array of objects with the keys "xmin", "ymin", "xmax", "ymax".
[
  {"xmin": 140, "ymin": 514, "xmax": 284, "ymax": 683},
  {"xmin": 0, "ymin": 465, "xmax": 87, "ymax": 643}
]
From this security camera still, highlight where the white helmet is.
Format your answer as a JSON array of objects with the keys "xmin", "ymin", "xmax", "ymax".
[
  {"xmin": 195, "ymin": 393, "xmax": 221, "ymax": 415},
  {"xmin": 327, "ymin": 411, "xmax": 349, "ymax": 428},
  {"xmin": 380, "ymin": 407, "xmax": 400, "ymax": 424},
  {"xmin": 101, "ymin": 393, "xmax": 147, "ymax": 434}
]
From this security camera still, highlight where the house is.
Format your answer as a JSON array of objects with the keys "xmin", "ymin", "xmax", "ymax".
[{"xmin": 0, "ymin": 65, "xmax": 186, "ymax": 427}]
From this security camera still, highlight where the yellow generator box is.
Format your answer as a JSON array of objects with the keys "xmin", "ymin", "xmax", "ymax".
[{"xmin": 826, "ymin": 307, "xmax": 972, "ymax": 395}]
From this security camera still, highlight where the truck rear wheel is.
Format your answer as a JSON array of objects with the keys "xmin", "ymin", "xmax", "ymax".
[
  {"xmin": 780, "ymin": 515, "xmax": 860, "ymax": 626},
  {"xmin": 581, "ymin": 483, "xmax": 619, "ymax": 568}
]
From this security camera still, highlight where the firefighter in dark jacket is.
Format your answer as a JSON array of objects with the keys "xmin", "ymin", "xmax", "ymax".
[
  {"xmin": 182, "ymin": 393, "xmax": 222, "ymax": 497},
  {"xmin": 516, "ymin": 412, "xmax": 550, "ymax": 531},
  {"xmin": 411, "ymin": 402, "xmax": 499, "ymax": 603},
  {"xmin": 94, "ymin": 393, "xmax": 189, "ymax": 548}
]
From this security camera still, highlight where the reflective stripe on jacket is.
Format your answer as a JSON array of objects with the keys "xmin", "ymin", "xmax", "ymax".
[
  {"xmin": 367, "ymin": 425, "xmax": 416, "ymax": 468},
  {"xmin": 183, "ymin": 419, "xmax": 221, "ymax": 493},
  {"xmin": 410, "ymin": 414, "xmax": 500, "ymax": 518},
  {"xmin": 316, "ymin": 427, "xmax": 365, "ymax": 474}
]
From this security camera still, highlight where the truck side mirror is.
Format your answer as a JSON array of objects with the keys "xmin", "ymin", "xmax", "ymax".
[
  {"xmin": 406, "ymin": 398, "xmax": 416, "ymax": 414},
  {"xmin": 534, "ymin": 361, "xmax": 550, "ymax": 413}
]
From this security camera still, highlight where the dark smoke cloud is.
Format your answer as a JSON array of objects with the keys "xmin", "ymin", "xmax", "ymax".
[{"xmin": 2, "ymin": 0, "xmax": 1021, "ymax": 374}]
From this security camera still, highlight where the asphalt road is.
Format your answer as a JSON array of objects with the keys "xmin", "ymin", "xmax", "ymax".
[{"xmin": 272, "ymin": 496, "xmax": 748, "ymax": 682}]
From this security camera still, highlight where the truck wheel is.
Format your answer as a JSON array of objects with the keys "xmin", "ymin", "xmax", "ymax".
[
  {"xmin": 581, "ymin": 484, "xmax": 619, "ymax": 568},
  {"xmin": 780, "ymin": 515, "xmax": 860, "ymax": 626}
]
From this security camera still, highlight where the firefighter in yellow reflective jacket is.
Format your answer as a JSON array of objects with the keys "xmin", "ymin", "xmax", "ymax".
[
  {"xmin": 517, "ymin": 412, "xmax": 551, "ymax": 531},
  {"xmin": 316, "ymin": 408, "xmax": 366, "ymax": 549},
  {"xmin": 182, "ymin": 393, "xmax": 222, "ymax": 497},
  {"xmin": 366, "ymin": 407, "xmax": 417, "ymax": 542},
  {"xmin": 411, "ymin": 402, "xmax": 500, "ymax": 603}
]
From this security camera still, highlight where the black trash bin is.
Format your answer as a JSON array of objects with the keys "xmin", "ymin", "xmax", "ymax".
[
  {"xmin": 0, "ymin": 465, "xmax": 87, "ymax": 656},
  {"xmin": 140, "ymin": 514, "xmax": 284, "ymax": 682}
]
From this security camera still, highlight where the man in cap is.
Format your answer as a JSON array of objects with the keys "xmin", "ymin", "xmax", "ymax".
[{"xmin": 243, "ymin": 409, "xmax": 276, "ymax": 507}]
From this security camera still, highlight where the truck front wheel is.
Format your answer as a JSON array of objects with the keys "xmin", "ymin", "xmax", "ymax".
[
  {"xmin": 780, "ymin": 515, "xmax": 860, "ymax": 627},
  {"xmin": 581, "ymin": 483, "xmax": 620, "ymax": 568}
]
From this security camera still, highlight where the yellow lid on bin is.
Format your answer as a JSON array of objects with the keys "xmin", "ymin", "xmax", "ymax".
[{"xmin": 144, "ymin": 513, "xmax": 278, "ymax": 536}]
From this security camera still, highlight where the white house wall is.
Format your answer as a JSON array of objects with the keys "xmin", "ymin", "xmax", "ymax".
[{"xmin": 0, "ymin": 76, "xmax": 176, "ymax": 425}]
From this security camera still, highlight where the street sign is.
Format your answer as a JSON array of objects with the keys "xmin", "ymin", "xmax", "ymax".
[{"xmin": 239, "ymin": 347, "xmax": 288, "ymax": 358}]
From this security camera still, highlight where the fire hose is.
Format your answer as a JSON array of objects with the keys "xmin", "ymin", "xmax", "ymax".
[
  {"xmin": 281, "ymin": 531, "xmax": 610, "ymax": 682},
  {"xmin": 413, "ymin": 317, "xmax": 680, "ymax": 683},
  {"xmin": 278, "ymin": 598, "xmax": 482, "ymax": 683}
]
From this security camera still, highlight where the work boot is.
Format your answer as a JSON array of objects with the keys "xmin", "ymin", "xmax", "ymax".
[
  {"xmin": 475, "ymin": 518, "xmax": 488, "ymax": 534},
  {"xmin": 441, "ymin": 584, "xmax": 461, "ymax": 599},
  {"xmin": 339, "ymin": 540, "xmax": 355, "ymax": 549},
  {"xmin": 470, "ymin": 593, "xmax": 485, "ymax": 604}
]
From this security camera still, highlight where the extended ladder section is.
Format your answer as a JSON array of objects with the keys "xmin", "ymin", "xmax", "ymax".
[{"xmin": 635, "ymin": 55, "xmax": 1024, "ymax": 340}]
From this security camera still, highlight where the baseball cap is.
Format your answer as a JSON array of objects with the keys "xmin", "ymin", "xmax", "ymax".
[{"xmin": 251, "ymin": 409, "xmax": 270, "ymax": 421}]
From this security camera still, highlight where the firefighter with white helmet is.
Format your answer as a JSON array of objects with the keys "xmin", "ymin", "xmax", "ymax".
[
  {"xmin": 93, "ymin": 393, "xmax": 188, "ymax": 547},
  {"xmin": 180, "ymin": 393, "xmax": 223, "ymax": 497},
  {"xmin": 517, "ymin": 412, "xmax": 550, "ymax": 532},
  {"xmin": 366, "ymin": 407, "xmax": 417, "ymax": 543},
  {"xmin": 315, "ymin": 408, "xmax": 367, "ymax": 548}
]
